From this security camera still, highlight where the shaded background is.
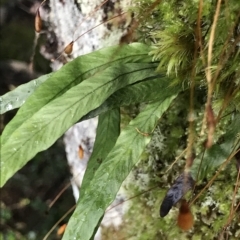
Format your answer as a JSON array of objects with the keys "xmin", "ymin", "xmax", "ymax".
[{"xmin": 0, "ymin": 1, "xmax": 75, "ymax": 239}]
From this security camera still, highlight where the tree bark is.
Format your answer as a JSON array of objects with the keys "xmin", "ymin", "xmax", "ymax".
[{"xmin": 40, "ymin": 1, "xmax": 131, "ymax": 238}]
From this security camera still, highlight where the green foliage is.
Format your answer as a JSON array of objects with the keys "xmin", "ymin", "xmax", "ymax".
[
  {"xmin": 1, "ymin": 62, "xmax": 160, "ymax": 188},
  {"xmin": 191, "ymin": 113, "xmax": 240, "ymax": 180},
  {"xmin": 81, "ymin": 109, "xmax": 121, "ymax": 194},
  {"xmin": 63, "ymin": 97, "xmax": 178, "ymax": 239},
  {"xmin": 0, "ymin": 73, "xmax": 52, "ymax": 114},
  {"xmin": 0, "ymin": 42, "xmax": 180, "ymax": 239},
  {"xmin": 1, "ymin": 43, "xmax": 153, "ymax": 145},
  {"xmin": 1, "ymin": 0, "xmax": 240, "ymax": 239},
  {"xmin": 138, "ymin": 0, "xmax": 240, "ymax": 95}
]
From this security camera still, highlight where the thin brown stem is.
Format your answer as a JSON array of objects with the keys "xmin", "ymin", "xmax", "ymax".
[
  {"xmin": 190, "ymin": 145, "xmax": 240, "ymax": 206},
  {"xmin": 47, "ymin": 182, "xmax": 71, "ymax": 211},
  {"xmin": 72, "ymin": 0, "xmax": 110, "ymax": 39},
  {"xmin": 106, "ymin": 185, "xmax": 159, "ymax": 212},
  {"xmin": 206, "ymin": 0, "xmax": 222, "ymax": 86},
  {"xmin": 43, "ymin": 205, "xmax": 76, "ymax": 240},
  {"xmin": 228, "ymin": 168, "xmax": 240, "ymax": 226},
  {"xmin": 74, "ymin": 12, "xmax": 127, "ymax": 43},
  {"xmin": 191, "ymin": 149, "xmax": 206, "ymax": 197},
  {"xmin": 166, "ymin": 148, "xmax": 187, "ymax": 173}
]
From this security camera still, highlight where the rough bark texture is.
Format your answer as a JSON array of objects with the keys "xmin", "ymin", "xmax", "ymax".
[
  {"xmin": 39, "ymin": 0, "xmax": 132, "ymax": 238},
  {"xmin": 40, "ymin": 0, "xmax": 131, "ymax": 71}
]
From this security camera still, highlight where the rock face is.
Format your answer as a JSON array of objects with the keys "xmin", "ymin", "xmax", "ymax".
[{"xmin": 40, "ymin": 1, "xmax": 132, "ymax": 239}]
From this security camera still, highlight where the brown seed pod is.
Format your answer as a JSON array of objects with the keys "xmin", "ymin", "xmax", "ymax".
[
  {"xmin": 177, "ymin": 199, "xmax": 194, "ymax": 231},
  {"xmin": 35, "ymin": 9, "xmax": 42, "ymax": 33},
  {"xmin": 78, "ymin": 145, "xmax": 84, "ymax": 159},
  {"xmin": 57, "ymin": 223, "xmax": 67, "ymax": 236},
  {"xmin": 64, "ymin": 41, "xmax": 74, "ymax": 55}
]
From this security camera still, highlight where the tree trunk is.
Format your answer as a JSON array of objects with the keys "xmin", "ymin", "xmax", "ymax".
[{"xmin": 40, "ymin": 1, "xmax": 131, "ymax": 238}]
